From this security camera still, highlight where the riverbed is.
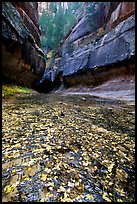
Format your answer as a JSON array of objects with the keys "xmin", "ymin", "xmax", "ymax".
[{"xmin": 2, "ymin": 92, "xmax": 135, "ymax": 202}]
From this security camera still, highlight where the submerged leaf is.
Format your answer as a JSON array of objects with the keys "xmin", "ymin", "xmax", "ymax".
[
  {"xmin": 86, "ymin": 194, "xmax": 93, "ymax": 200},
  {"xmin": 41, "ymin": 174, "xmax": 47, "ymax": 181}
]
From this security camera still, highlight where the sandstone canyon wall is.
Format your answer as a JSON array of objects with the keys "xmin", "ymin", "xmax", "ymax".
[
  {"xmin": 2, "ymin": 2, "xmax": 46, "ymax": 87},
  {"xmin": 2, "ymin": 2, "xmax": 135, "ymax": 92},
  {"xmin": 36, "ymin": 2, "xmax": 135, "ymax": 92}
]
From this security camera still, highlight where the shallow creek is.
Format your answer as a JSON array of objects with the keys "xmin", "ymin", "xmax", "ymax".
[{"xmin": 2, "ymin": 92, "xmax": 135, "ymax": 202}]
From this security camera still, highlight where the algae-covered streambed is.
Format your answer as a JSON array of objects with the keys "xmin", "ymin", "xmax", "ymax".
[{"xmin": 2, "ymin": 92, "xmax": 135, "ymax": 202}]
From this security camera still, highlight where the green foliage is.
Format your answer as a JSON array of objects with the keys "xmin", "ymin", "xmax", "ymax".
[
  {"xmin": 39, "ymin": 9, "xmax": 47, "ymax": 34},
  {"xmin": 41, "ymin": 36, "xmax": 47, "ymax": 48},
  {"xmin": 2, "ymin": 84, "xmax": 32, "ymax": 98},
  {"xmin": 85, "ymin": 3, "xmax": 101, "ymax": 31},
  {"xmin": 50, "ymin": 2, "xmax": 57, "ymax": 13},
  {"xmin": 39, "ymin": 2, "xmax": 83, "ymax": 52}
]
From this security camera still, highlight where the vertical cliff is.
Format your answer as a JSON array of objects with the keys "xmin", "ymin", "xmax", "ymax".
[
  {"xmin": 2, "ymin": 2, "xmax": 135, "ymax": 92},
  {"xmin": 36, "ymin": 2, "xmax": 135, "ymax": 92},
  {"xmin": 2, "ymin": 2, "xmax": 46, "ymax": 87}
]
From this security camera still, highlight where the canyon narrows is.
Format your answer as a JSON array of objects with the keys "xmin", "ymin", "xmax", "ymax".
[{"xmin": 2, "ymin": 2, "xmax": 135, "ymax": 202}]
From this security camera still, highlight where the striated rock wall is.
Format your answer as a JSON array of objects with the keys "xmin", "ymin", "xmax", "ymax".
[
  {"xmin": 2, "ymin": 2, "xmax": 46, "ymax": 87},
  {"xmin": 106, "ymin": 2, "xmax": 135, "ymax": 31},
  {"xmin": 37, "ymin": 2, "xmax": 135, "ymax": 92},
  {"xmin": 14, "ymin": 2, "xmax": 41, "ymax": 47}
]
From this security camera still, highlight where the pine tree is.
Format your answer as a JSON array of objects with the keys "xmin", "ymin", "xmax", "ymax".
[{"xmin": 38, "ymin": 2, "xmax": 84, "ymax": 52}]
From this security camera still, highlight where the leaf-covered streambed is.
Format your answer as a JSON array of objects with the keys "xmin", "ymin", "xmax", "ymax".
[{"xmin": 2, "ymin": 93, "xmax": 135, "ymax": 202}]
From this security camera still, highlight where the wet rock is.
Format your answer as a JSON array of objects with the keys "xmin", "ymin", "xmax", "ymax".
[
  {"xmin": 31, "ymin": 111, "xmax": 40, "ymax": 116},
  {"xmin": 2, "ymin": 93, "xmax": 135, "ymax": 202},
  {"xmin": 2, "ymin": 2, "xmax": 45, "ymax": 87},
  {"xmin": 40, "ymin": 161, "xmax": 45, "ymax": 166},
  {"xmin": 57, "ymin": 146, "xmax": 70, "ymax": 154},
  {"xmin": 88, "ymin": 17, "xmax": 135, "ymax": 69},
  {"xmin": 61, "ymin": 15, "xmax": 135, "ymax": 79},
  {"xmin": 3, "ymin": 173, "xmax": 10, "ymax": 178},
  {"xmin": 64, "ymin": 3, "xmax": 107, "ymax": 45},
  {"xmin": 39, "ymin": 3, "xmax": 135, "ymax": 91},
  {"xmin": 60, "ymin": 111, "xmax": 65, "ymax": 117},
  {"xmin": 43, "ymin": 150, "xmax": 51, "ymax": 155},
  {"xmin": 98, "ymin": 169, "xmax": 107, "ymax": 174}
]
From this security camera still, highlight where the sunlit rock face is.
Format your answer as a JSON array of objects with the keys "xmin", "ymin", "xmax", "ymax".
[
  {"xmin": 2, "ymin": 2, "xmax": 45, "ymax": 87},
  {"xmin": 39, "ymin": 2, "xmax": 135, "ymax": 91},
  {"xmin": 106, "ymin": 2, "xmax": 135, "ymax": 31},
  {"xmin": 62, "ymin": 15, "xmax": 135, "ymax": 87}
]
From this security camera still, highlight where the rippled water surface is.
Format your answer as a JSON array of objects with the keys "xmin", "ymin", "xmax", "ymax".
[{"xmin": 2, "ymin": 93, "xmax": 135, "ymax": 202}]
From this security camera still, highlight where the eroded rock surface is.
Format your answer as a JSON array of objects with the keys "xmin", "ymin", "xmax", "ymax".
[
  {"xmin": 38, "ymin": 3, "xmax": 135, "ymax": 92},
  {"xmin": 60, "ymin": 15, "xmax": 135, "ymax": 87},
  {"xmin": 2, "ymin": 2, "xmax": 45, "ymax": 87}
]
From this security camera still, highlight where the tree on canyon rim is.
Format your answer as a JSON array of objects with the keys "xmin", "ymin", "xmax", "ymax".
[{"xmin": 39, "ymin": 2, "xmax": 83, "ymax": 53}]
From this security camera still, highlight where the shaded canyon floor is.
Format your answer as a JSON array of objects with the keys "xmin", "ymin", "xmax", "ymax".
[{"xmin": 2, "ymin": 91, "xmax": 135, "ymax": 202}]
